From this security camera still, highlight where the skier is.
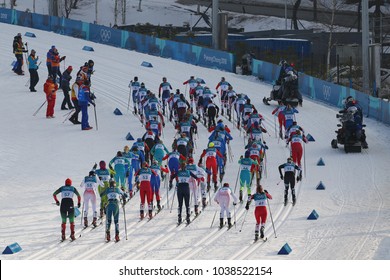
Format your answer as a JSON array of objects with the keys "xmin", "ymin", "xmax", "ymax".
[
  {"xmin": 174, "ymin": 162, "xmax": 198, "ymax": 224},
  {"xmin": 281, "ymin": 104, "xmax": 298, "ymax": 137},
  {"xmin": 150, "ymin": 160, "xmax": 169, "ymax": 211},
  {"xmin": 129, "ymin": 76, "xmax": 140, "ymax": 114},
  {"xmin": 245, "ymin": 184, "xmax": 272, "ymax": 240},
  {"xmin": 80, "ymin": 170, "xmax": 104, "ymax": 227},
  {"xmin": 94, "ymin": 160, "xmax": 110, "ymax": 218},
  {"xmin": 43, "ymin": 76, "xmax": 58, "ymax": 118},
  {"xmin": 183, "ymin": 75, "xmax": 198, "ymax": 99},
  {"xmin": 53, "ymin": 178, "xmax": 81, "ymax": 241},
  {"xmin": 286, "ymin": 129, "xmax": 307, "ymax": 168},
  {"xmin": 109, "ymin": 151, "xmax": 131, "ymax": 190},
  {"xmin": 186, "ymin": 158, "xmax": 206, "ymax": 215},
  {"xmin": 278, "ymin": 157, "xmax": 301, "ymax": 206},
  {"xmin": 198, "ymin": 142, "xmax": 224, "ymax": 192},
  {"xmin": 150, "ymin": 139, "xmax": 170, "ymax": 166},
  {"xmin": 271, "ymin": 101, "xmax": 286, "ymax": 139},
  {"xmin": 238, "ymin": 152, "xmax": 258, "ymax": 203},
  {"xmin": 99, "ymin": 179, "xmax": 127, "ymax": 242},
  {"xmin": 206, "ymin": 99, "xmax": 220, "ymax": 129},
  {"xmin": 214, "ymin": 182, "xmax": 238, "ymax": 229},
  {"xmin": 158, "ymin": 77, "xmax": 172, "ymax": 115},
  {"xmin": 134, "ymin": 162, "xmax": 157, "ymax": 219},
  {"xmin": 215, "ymin": 77, "xmax": 231, "ymax": 116},
  {"xmin": 162, "ymin": 149, "xmax": 187, "ymax": 190}
]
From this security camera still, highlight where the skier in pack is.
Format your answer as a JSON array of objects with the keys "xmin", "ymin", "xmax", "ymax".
[
  {"xmin": 129, "ymin": 76, "xmax": 140, "ymax": 114},
  {"xmin": 185, "ymin": 158, "xmax": 206, "ymax": 215},
  {"xmin": 80, "ymin": 170, "xmax": 104, "ymax": 227},
  {"xmin": 238, "ymin": 152, "xmax": 258, "ymax": 203},
  {"xmin": 245, "ymin": 184, "xmax": 272, "ymax": 241},
  {"xmin": 150, "ymin": 160, "xmax": 169, "ymax": 211},
  {"xmin": 215, "ymin": 77, "xmax": 231, "ymax": 116},
  {"xmin": 183, "ymin": 75, "xmax": 198, "ymax": 99},
  {"xmin": 94, "ymin": 160, "xmax": 110, "ymax": 218},
  {"xmin": 142, "ymin": 128, "xmax": 159, "ymax": 163},
  {"xmin": 162, "ymin": 149, "xmax": 187, "ymax": 190},
  {"xmin": 173, "ymin": 133, "xmax": 193, "ymax": 159},
  {"xmin": 198, "ymin": 142, "xmax": 224, "ymax": 192},
  {"xmin": 174, "ymin": 162, "xmax": 198, "ymax": 224},
  {"xmin": 109, "ymin": 151, "xmax": 131, "ymax": 190},
  {"xmin": 150, "ymin": 139, "xmax": 170, "ymax": 166},
  {"xmin": 53, "ymin": 178, "xmax": 81, "ymax": 241},
  {"xmin": 214, "ymin": 182, "xmax": 238, "ymax": 229},
  {"xmin": 159, "ymin": 77, "xmax": 172, "ymax": 115},
  {"xmin": 206, "ymin": 99, "xmax": 220, "ymax": 129},
  {"xmin": 285, "ymin": 121, "xmax": 305, "ymax": 139},
  {"xmin": 99, "ymin": 179, "xmax": 127, "ymax": 242},
  {"xmin": 281, "ymin": 103, "xmax": 298, "ymax": 137},
  {"xmin": 286, "ymin": 129, "xmax": 307, "ymax": 168},
  {"xmin": 174, "ymin": 94, "xmax": 191, "ymax": 123},
  {"xmin": 134, "ymin": 162, "xmax": 158, "ymax": 219},
  {"xmin": 271, "ymin": 101, "xmax": 286, "ymax": 139},
  {"xmin": 278, "ymin": 157, "xmax": 301, "ymax": 206},
  {"xmin": 122, "ymin": 145, "xmax": 138, "ymax": 198}
]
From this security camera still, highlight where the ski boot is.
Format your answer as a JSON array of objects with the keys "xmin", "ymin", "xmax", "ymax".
[
  {"xmin": 70, "ymin": 222, "xmax": 75, "ymax": 240},
  {"xmin": 129, "ymin": 190, "xmax": 133, "ymax": 199},
  {"xmin": 157, "ymin": 200, "xmax": 162, "ymax": 211},
  {"xmin": 214, "ymin": 182, "xmax": 218, "ymax": 192},
  {"xmin": 99, "ymin": 208, "xmax": 104, "ymax": 219},
  {"xmin": 178, "ymin": 215, "xmax": 182, "ymax": 225},
  {"xmin": 292, "ymin": 196, "xmax": 296, "ymax": 206},
  {"xmin": 219, "ymin": 218, "xmax": 224, "ymax": 229},
  {"xmin": 106, "ymin": 231, "xmax": 111, "ymax": 241},
  {"xmin": 92, "ymin": 217, "xmax": 97, "ymax": 227},
  {"xmin": 140, "ymin": 210, "xmax": 145, "ymax": 220},
  {"xmin": 207, "ymin": 183, "xmax": 211, "ymax": 193},
  {"xmin": 61, "ymin": 223, "xmax": 66, "ymax": 241},
  {"xmin": 227, "ymin": 218, "xmax": 233, "ymax": 229},
  {"xmin": 148, "ymin": 210, "xmax": 153, "ymax": 219},
  {"xmin": 284, "ymin": 197, "xmax": 288, "ymax": 206},
  {"xmin": 169, "ymin": 180, "xmax": 173, "ymax": 190},
  {"xmin": 84, "ymin": 217, "xmax": 88, "ymax": 227},
  {"xmin": 260, "ymin": 226, "xmax": 265, "ymax": 238},
  {"xmin": 239, "ymin": 190, "xmax": 243, "ymax": 203},
  {"xmin": 115, "ymin": 232, "xmax": 120, "ymax": 242},
  {"xmin": 255, "ymin": 231, "xmax": 259, "ymax": 241},
  {"xmin": 279, "ymin": 130, "xmax": 283, "ymax": 140},
  {"xmin": 194, "ymin": 205, "xmax": 199, "ymax": 216},
  {"xmin": 202, "ymin": 197, "xmax": 207, "ymax": 208}
]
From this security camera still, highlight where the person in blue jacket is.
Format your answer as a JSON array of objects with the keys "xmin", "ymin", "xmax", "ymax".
[
  {"xmin": 77, "ymin": 80, "xmax": 95, "ymax": 130},
  {"xmin": 27, "ymin": 49, "xmax": 39, "ymax": 92}
]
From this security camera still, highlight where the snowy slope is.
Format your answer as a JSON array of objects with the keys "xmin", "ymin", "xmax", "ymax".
[{"xmin": 0, "ymin": 22, "xmax": 390, "ymax": 265}]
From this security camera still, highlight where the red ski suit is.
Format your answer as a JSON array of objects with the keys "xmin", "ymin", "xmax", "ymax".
[{"xmin": 199, "ymin": 147, "xmax": 223, "ymax": 184}]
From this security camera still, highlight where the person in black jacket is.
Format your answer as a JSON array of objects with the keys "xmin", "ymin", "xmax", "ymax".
[{"xmin": 61, "ymin": 66, "xmax": 74, "ymax": 110}]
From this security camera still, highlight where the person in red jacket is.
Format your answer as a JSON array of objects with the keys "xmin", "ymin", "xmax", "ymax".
[
  {"xmin": 198, "ymin": 142, "xmax": 224, "ymax": 191},
  {"xmin": 44, "ymin": 76, "xmax": 59, "ymax": 118},
  {"xmin": 286, "ymin": 129, "xmax": 308, "ymax": 168}
]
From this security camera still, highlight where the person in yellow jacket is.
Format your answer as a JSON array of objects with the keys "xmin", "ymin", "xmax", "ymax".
[{"xmin": 14, "ymin": 36, "xmax": 27, "ymax": 75}]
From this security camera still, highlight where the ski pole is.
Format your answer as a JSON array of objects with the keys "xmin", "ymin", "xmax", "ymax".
[
  {"xmin": 276, "ymin": 179, "xmax": 282, "ymax": 186},
  {"xmin": 122, "ymin": 198, "xmax": 128, "ymax": 240},
  {"xmin": 80, "ymin": 202, "xmax": 84, "ymax": 226},
  {"xmin": 239, "ymin": 209, "xmax": 249, "ymax": 232},
  {"xmin": 93, "ymin": 103, "xmax": 98, "ymax": 130},
  {"xmin": 210, "ymin": 209, "xmax": 218, "ymax": 228},
  {"xmin": 233, "ymin": 204, "xmax": 237, "ymax": 229},
  {"xmin": 33, "ymin": 100, "xmax": 47, "ymax": 116},
  {"xmin": 303, "ymin": 142, "xmax": 306, "ymax": 178},
  {"xmin": 234, "ymin": 166, "xmax": 241, "ymax": 194},
  {"xmin": 267, "ymin": 197, "xmax": 277, "ymax": 238},
  {"xmin": 127, "ymin": 88, "xmax": 131, "ymax": 112},
  {"xmin": 170, "ymin": 185, "xmax": 176, "ymax": 213},
  {"xmin": 25, "ymin": 78, "xmax": 30, "ymax": 87}
]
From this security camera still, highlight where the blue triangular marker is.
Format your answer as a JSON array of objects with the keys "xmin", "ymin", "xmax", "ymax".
[
  {"xmin": 2, "ymin": 243, "xmax": 22, "ymax": 254},
  {"xmin": 317, "ymin": 158, "xmax": 325, "ymax": 166},
  {"xmin": 25, "ymin": 32, "xmax": 36, "ymax": 38},
  {"xmin": 316, "ymin": 181, "xmax": 326, "ymax": 190},
  {"xmin": 113, "ymin": 108, "xmax": 122, "ymax": 115},
  {"xmin": 126, "ymin": 132, "xmax": 134, "ymax": 141},
  {"xmin": 82, "ymin": 46, "xmax": 94, "ymax": 51},
  {"xmin": 278, "ymin": 243, "xmax": 292, "ymax": 255},
  {"xmin": 306, "ymin": 133, "xmax": 315, "ymax": 142},
  {"xmin": 307, "ymin": 210, "xmax": 319, "ymax": 220},
  {"xmin": 141, "ymin": 61, "xmax": 153, "ymax": 67}
]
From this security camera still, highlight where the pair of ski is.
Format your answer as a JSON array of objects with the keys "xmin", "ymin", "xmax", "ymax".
[
  {"xmin": 219, "ymin": 222, "xmax": 235, "ymax": 231},
  {"xmin": 254, "ymin": 237, "xmax": 268, "ymax": 243},
  {"xmin": 60, "ymin": 234, "xmax": 80, "ymax": 243},
  {"xmin": 138, "ymin": 206, "xmax": 164, "ymax": 223},
  {"xmin": 177, "ymin": 211, "xmax": 201, "ymax": 227}
]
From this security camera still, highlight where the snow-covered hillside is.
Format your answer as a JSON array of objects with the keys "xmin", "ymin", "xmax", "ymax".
[{"xmin": 0, "ymin": 19, "xmax": 389, "ymax": 279}]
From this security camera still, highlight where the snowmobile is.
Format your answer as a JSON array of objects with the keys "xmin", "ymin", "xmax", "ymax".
[
  {"xmin": 331, "ymin": 107, "xmax": 368, "ymax": 153},
  {"xmin": 263, "ymin": 75, "xmax": 302, "ymax": 107}
]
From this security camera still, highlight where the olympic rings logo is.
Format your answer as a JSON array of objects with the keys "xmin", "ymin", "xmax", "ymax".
[
  {"xmin": 100, "ymin": 29, "xmax": 111, "ymax": 42},
  {"xmin": 322, "ymin": 84, "xmax": 331, "ymax": 100}
]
